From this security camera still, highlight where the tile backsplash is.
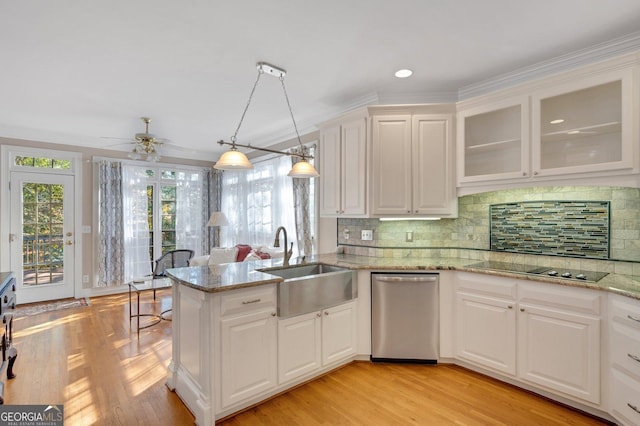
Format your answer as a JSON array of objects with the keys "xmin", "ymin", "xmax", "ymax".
[{"xmin": 337, "ymin": 186, "xmax": 640, "ymax": 263}]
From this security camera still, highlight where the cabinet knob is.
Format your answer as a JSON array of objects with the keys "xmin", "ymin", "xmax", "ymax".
[
  {"xmin": 533, "ymin": 171, "xmax": 538, "ymax": 176},
  {"xmin": 522, "ymin": 172, "xmax": 527, "ymax": 176},
  {"xmin": 415, "ymin": 210, "xmax": 418, "ymax": 213},
  {"xmin": 324, "ymin": 311, "xmax": 329, "ymax": 316},
  {"xmin": 507, "ymin": 305, "xmax": 513, "ymax": 309},
  {"xmin": 317, "ymin": 312, "xmax": 322, "ymax": 318},
  {"xmin": 520, "ymin": 308, "xmax": 525, "ymax": 312},
  {"xmin": 271, "ymin": 312, "xmax": 276, "ymax": 317},
  {"xmin": 407, "ymin": 210, "xmax": 411, "ymax": 213}
]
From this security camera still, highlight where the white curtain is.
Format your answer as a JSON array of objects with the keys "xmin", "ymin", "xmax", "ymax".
[
  {"xmin": 122, "ymin": 165, "xmax": 152, "ymax": 281},
  {"xmin": 176, "ymin": 169, "xmax": 205, "ymax": 256},
  {"xmin": 221, "ymin": 155, "xmax": 296, "ymax": 250}
]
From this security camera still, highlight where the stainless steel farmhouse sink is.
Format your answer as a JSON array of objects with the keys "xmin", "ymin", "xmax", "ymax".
[{"xmin": 260, "ymin": 263, "xmax": 356, "ymax": 318}]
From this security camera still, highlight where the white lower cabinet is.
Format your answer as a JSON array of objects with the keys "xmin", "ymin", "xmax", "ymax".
[
  {"xmin": 278, "ymin": 311, "xmax": 322, "ymax": 384},
  {"xmin": 278, "ymin": 301, "xmax": 357, "ymax": 385},
  {"xmin": 455, "ymin": 292, "xmax": 516, "ymax": 375},
  {"xmin": 322, "ymin": 301, "xmax": 357, "ymax": 365},
  {"xmin": 517, "ymin": 301, "xmax": 600, "ymax": 404},
  {"xmin": 455, "ymin": 274, "xmax": 602, "ymax": 406},
  {"xmin": 219, "ymin": 288, "xmax": 278, "ymax": 410},
  {"xmin": 609, "ymin": 294, "xmax": 640, "ymax": 425}
]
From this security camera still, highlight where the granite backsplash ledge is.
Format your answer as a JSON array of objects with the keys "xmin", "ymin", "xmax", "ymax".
[{"xmin": 336, "ymin": 186, "xmax": 640, "ymax": 266}]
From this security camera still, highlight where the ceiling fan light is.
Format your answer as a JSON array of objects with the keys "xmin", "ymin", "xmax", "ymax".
[
  {"xmin": 214, "ymin": 148, "xmax": 254, "ymax": 170},
  {"xmin": 128, "ymin": 149, "xmax": 141, "ymax": 160},
  {"xmin": 288, "ymin": 160, "xmax": 319, "ymax": 178},
  {"xmin": 147, "ymin": 151, "xmax": 160, "ymax": 162}
]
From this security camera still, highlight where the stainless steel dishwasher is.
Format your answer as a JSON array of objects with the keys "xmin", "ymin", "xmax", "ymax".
[{"xmin": 371, "ymin": 273, "xmax": 439, "ymax": 363}]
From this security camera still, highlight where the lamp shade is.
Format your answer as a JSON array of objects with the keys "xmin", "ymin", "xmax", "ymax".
[
  {"xmin": 288, "ymin": 160, "xmax": 319, "ymax": 178},
  {"xmin": 214, "ymin": 148, "xmax": 253, "ymax": 170},
  {"xmin": 207, "ymin": 211, "xmax": 229, "ymax": 227}
]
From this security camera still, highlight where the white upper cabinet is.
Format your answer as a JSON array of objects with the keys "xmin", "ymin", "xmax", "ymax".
[
  {"xmin": 371, "ymin": 108, "xmax": 457, "ymax": 218},
  {"xmin": 457, "ymin": 96, "xmax": 530, "ymax": 184},
  {"xmin": 319, "ymin": 114, "xmax": 368, "ymax": 217},
  {"xmin": 531, "ymin": 68, "xmax": 635, "ymax": 177},
  {"xmin": 457, "ymin": 59, "xmax": 639, "ymax": 191}
]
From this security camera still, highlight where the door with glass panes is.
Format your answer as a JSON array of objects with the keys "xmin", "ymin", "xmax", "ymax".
[{"xmin": 10, "ymin": 172, "xmax": 75, "ymax": 303}]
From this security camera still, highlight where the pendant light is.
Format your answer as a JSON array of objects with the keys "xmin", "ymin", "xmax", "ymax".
[{"xmin": 214, "ymin": 62, "xmax": 319, "ymax": 178}]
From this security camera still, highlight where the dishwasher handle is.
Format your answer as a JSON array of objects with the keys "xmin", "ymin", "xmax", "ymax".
[{"xmin": 374, "ymin": 275, "xmax": 438, "ymax": 283}]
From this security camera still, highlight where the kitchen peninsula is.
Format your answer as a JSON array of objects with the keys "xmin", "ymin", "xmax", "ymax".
[{"xmin": 167, "ymin": 253, "xmax": 640, "ymax": 424}]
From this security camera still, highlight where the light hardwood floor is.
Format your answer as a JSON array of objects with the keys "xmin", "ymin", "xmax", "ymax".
[{"xmin": 6, "ymin": 292, "xmax": 610, "ymax": 425}]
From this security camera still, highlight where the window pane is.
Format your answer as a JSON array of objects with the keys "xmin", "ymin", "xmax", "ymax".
[
  {"xmin": 161, "ymin": 185, "xmax": 176, "ymax": 200},
  {"xmin": 15, "ymin": 156, "xmax": 35, "ymax": 166},
  {"xmin": 35, "ymin": 157, "xmax": 53, "ymax": 168},
  {"xmin": 53, "ymin": 159, "xmax": 71, "ymax": 169},
  {"xmin": 161, "ymin": 170, "xmax": 176, "ymax": 180}
]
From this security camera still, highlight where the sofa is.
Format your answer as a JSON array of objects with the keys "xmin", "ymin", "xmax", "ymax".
[{"xmin": 189, "ymin": 244, "xmax": 283, "ymax": 267}]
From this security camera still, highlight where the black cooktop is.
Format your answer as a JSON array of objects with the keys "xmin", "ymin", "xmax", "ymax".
[{"xmin": 467, "ymin": 261, "xmax": 608, "ymax": 283}]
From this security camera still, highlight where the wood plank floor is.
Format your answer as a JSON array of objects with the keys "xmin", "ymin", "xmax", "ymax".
[{"xmin": 5, "ymin": 292, "xmax": 611, "ymax": 425}]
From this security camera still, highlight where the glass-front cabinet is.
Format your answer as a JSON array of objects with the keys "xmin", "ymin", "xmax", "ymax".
[
  {"xmin": 457, "ymin": 67, "xmax": 636, "ymax": 186},
  {"xmin": 531, "ymin": 69, "xmax": 634, "ymax": 176},
  {"xmin": 457, "ymin": 96, "xmax": 529, "ymax": 184}
]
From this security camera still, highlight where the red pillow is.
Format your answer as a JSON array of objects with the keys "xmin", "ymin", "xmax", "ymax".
[
  {"xmin": 235, "ymin": 244, "xmax": 252, "ymax": 261},
  {"xmin": 254, "ymin": 251, "xmax": 271, "ymax": 260}
]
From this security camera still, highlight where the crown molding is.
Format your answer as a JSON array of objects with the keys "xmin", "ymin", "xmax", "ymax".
[
  {"xmin": 458, "ymin": 31, "xmax": 640, "ymax": 100},
  {"xmin": 377, "ymin": 90, "xmax": 458, "ymax": 105}
]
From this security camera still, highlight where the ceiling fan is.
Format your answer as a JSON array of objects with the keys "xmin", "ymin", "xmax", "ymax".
[{"xmin": 104, "ymin": 117, "xmax": 169, "ymax": 162}]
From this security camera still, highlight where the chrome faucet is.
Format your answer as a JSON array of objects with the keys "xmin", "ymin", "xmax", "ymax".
[{"xmin": 274, "ymin": 226, "xmax": 293, "ymax": 266}]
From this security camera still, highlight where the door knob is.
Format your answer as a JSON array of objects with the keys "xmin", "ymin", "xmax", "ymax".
[
  {"xmin": 65, "ymin": 241, "xmax": 73, "ymax": 245},
  {"xmin": 66, "ymin": 232, "xmax": 73, "ymax": 237}
]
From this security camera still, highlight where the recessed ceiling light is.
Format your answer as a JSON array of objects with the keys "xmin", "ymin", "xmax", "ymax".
[
  {"xmin": 550, "ymin": 119, "xmax": 565, "ymax": 124},
  {"xmin": 394, "ymin": 69, "xmax": 413, "ymax": 78}
]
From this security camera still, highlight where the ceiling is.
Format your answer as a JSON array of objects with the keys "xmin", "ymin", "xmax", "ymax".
[{"xmin": 2, "ymin": 0, "xmax": 640, "ymax": 162}]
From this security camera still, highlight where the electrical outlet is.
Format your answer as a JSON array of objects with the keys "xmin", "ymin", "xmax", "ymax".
[
  {"xmin": 406, "ymin": 231, "xmax": 413, "ymax": 242},
  {"xmin": 343, "ymin": 229, "xmax": 350, "ymax": 240},
  {"xmin": 361, "ymin": 230, "xmax": 373, "ymax": 241},
  {"xmin": 82, "ymin": 275, "xmax": 89, "ymax": 283},
  {"xmin": 82, "ymin": 225, "xmax": 92, "ymax": 234}
]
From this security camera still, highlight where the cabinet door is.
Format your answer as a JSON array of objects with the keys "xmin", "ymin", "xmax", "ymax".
[
  {"xmin": 457, "ymin": 97, "xmax": 529, "ymax": 184},
  {"xmin": 220, "ymin": 309, "xmax": 277, "ymax": 409},
  {"xmin": 531, "ymin": 69, "xmax": 634, "ymax": 176},
  {"xmin": 455, "ymin": 292, "xmax": 516, "ymax": 375},
  {"xmin": 341, "ymin": 118, "xmax": 367, "ymax": 216},
  {"xmin": 412, "ymin": 114, "xmax": 456, "ymax": 215},
  {"xmin": 319, "ymin": 125, "xmax": 342, "ymax": 216},
  {"xmin": 371, "ymin": 115, "xmax": 412, "ymax": 215},
  {"xmin": 517, "ymin": 303, "xmax": 600, "ymax": 404},
  {"xmin": 278, "ymin": 311, "xmax": 321, "ymax": 384},
  {"xmin": 322, "ymin": 301, "xmax": 357, "ymax": 366}
]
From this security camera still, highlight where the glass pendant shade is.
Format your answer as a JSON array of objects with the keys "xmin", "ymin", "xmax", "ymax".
[
  {"xmin": 214, "ymin": 148, "xmax": 254, "ymax": 170},
  {"xmin": 288, "ymin": 160, "xmax": 319, "ymax": 178}
]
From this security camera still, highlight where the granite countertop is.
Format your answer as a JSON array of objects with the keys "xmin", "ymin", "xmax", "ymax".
[{"xmin": 166, "ymin": 253, "xmax": 640, "ymax": 301}]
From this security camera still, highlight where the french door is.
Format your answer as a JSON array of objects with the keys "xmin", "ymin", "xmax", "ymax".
[{"xmin": 10, "ymin": 172, "xmax": 75, "ymax": 304}]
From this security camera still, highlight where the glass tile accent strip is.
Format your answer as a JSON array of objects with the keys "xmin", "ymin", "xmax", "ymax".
[{"xmin": 490, "ymin": 201, "xmax": 609, "ymax": 259}]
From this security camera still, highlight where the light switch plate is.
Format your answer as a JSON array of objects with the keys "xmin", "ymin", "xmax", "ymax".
[
  {"xmin": 361, "ymin": 230, "xmax": 373, "ymax": 241},
  {"xmin": 406, "ymin": 231, "xmax": 413, "ymax": 242}
]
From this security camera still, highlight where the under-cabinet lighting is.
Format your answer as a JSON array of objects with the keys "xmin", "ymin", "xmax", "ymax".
[
  {"xmin": 379, "ymin": 217, "xmax": 441, "ymax": 221},
  {"xmin": 567, "ymin": 130, "xmax": 580, "ymax": 135},
  {"xmin": 550, "ymin": 119, "xmax": 565, "ymax": 124}
]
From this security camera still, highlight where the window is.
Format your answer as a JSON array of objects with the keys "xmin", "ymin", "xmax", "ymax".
[
  {"xmin": 15, "ymin": 156, "xmax": 71, "ymax": 169},
  {"xmin": 97, "ymin": 161, "xmax": 207, "ymax": 286},
  {"xmin": 220, "ymin": 153, "xmax": 316, "ymax": 255},
  {"xmin": 145, "ymin": 170, "xmax": 178, "ymax": 261}
]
